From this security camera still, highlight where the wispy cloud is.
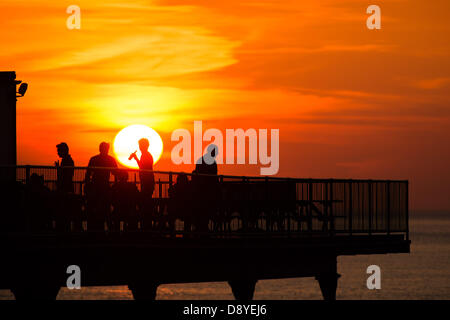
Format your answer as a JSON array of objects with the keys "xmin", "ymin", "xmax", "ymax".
[{"xmin": 413, "ymin": 77, "xmax": 450, "ymax": 90}]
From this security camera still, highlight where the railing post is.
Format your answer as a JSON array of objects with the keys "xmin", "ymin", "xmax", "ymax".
[
  {"xmin": 348, "ymin": 181, "xmax": 352, "ymax": 236},
  {"xmin": 368, "ymin": 181, "xmax": 372, "ymax": 236},
  {"xmin": 218, "ymin": 175, "xmax": 224, "ymax": 234},
  {"xmin": 329, "ymin": 180, "xmax": 334, "ymax": 235},
  {"xmin": 169, "ymin": 172, "xmax": 173, "ymax": 189},
  {"xmin": 25, "ymin": 165, "xmax": 30, "ymax": 184},
  {"xmin": 158, "ymin": 178, "xmax": 162, "ymax": 198},
  {"xmin": 244, "ymin": 176, "xmax": 249, "ymax": 232},
  {"xmin": 265, "ymin": 176, "xmax": 269, "ymax": 232},
  {"xmin": 406, "ymin": 181, "xmax": 409, "ymax": 241},
  {"xmin": 308, "ymin": 179, "xmax": 313, "ymax": 232},
  {"xmin": 324, "ymin": 181, "xmax": 328, "ymax": 232},
  {"xmin": 386, "ymin": 181, "xmax": 390, "ymax": 235},
  {"xmin": 286, "ymin": 178, "xmax": 291, "ymax": 235}
]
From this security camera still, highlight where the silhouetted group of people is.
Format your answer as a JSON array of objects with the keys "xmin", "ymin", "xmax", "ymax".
[{"xmin": 16, "ymin": 139, "xmax": 220, "ymax": 234}]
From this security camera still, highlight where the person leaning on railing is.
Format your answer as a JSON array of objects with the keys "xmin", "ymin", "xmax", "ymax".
[{"xmin": 191, "ymin": 144, "xmax": 219, "ymax": 234}]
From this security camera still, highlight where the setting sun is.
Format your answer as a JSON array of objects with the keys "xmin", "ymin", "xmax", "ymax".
[{"xmin": 113, "ymin": 124, "xmax": 163, "ymax": 169}]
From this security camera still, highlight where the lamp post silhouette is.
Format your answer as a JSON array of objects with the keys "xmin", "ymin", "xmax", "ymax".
[
  {"xmin": 0, "ymin": 71, "xmax": 27, "ymax": 172},
  {"xmin": 17, "ymin": 82, "xmax": 28, "ymax": 98}
]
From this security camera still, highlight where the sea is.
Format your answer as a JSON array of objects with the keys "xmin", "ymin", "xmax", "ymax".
[{"xmin": 1, "ymin": 211, "xmax": 449, "ymax": 300}]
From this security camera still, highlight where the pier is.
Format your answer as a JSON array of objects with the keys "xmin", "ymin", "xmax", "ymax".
[{"xmin": 0, "ymin": 165, "xmax": 410, "ymax": 300}]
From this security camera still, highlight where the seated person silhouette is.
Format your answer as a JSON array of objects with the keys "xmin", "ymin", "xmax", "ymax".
[
  {"xmin": 25, "ymin": 173, "xmax": 54, "ymax": 232},
  {"xmin": 192, "ymin": 144, "xmax": 219, "ymax": 234},
  {"xmin": 168, "ymin": 173, "xmax": 192, "ymax": 234},
  {"xmin": 193, "ymin": 144, "xmax": 218, "ymax": 177},
  {"xmin": 0, "ymin": 179, "xmax": 25, "ymax": 233},
  {"xmin": 55, "ymin": 142, "xmax": 74, "ymax": 193},
  {"xmin": 129, "ymin": 138, "xmax": 155, "ymax": 230},
  {"xmin": 111, "ymin": 169, "xmax": 139, "ymax": 232},
  {"xmin": 84, "ymin": 142, "xmax": 118, "ymax": 232}
]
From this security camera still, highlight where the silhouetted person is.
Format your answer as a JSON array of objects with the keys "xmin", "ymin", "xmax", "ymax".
[
  {"xmin": 84, "ymin": 142, "xmax": 118, "ymax": 232},
  {"xmin": 55, "ymin": 142, "xmax": 74, "ymax": 193},
  {"xmin": 168, "ymin": 173, "xmax": 192, "ymax": 234},
  {"xmin": 129, "ymin": 138, "xmax": 155, "ymax": 197},
  {"xmin": 192, "ymin": 144, "xmax": 219, "ymax": 234},
  {"xmin": 193, "ymin": 144, "xmax": 218, "ymax": 177},
  {"xmin": 130, "ymin": 138, "xmax": 155, "ymax": 230},
  {"xmin": 111, "ymin": 169, "xmax": 139, "ymax": 232},
  {"xmin": 25, "ymin": 173, "xmax": 54, "ymax": 232},
  {"xmin": 85, "ymin": 142, "xmax": 118, "ymax": 186},
  {"xmin": 0, "ymin": 180, "xmax": 25, "ymax": 233},
  {"xmin": 54, "ymin": 142, "xmax": 78, "ymax": 232}
]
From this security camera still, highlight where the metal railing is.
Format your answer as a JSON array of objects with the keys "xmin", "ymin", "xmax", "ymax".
[{"xmin": 0, "ymin": 165, "xmax": 409, "ymax": 238}]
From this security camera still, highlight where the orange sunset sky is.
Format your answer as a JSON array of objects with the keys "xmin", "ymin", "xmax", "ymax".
[{"xmin": 1, "ymin": 0, "xmax": 449, "ymax": 210}]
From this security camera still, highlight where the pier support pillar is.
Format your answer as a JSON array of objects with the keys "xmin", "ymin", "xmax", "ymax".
[
  {"xmin": 9, "ymin": 263, "xmax": 61, "ymax": 300},
  {"xmin": 128, "ymin": 283, "xmax": 159, "ymax": 300},
  {"xmin": 11, "ymin": 284, "xmax": 60, "ymax": 300},
  {"xmin": 315, "ymin": 273, "xmax": 341, "ymax": 301},
  {"xmin": 228, "ymin": 280, "xmax": 257, "ymax": 300}
]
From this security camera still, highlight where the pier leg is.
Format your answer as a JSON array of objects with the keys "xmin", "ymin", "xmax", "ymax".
[
  {"xmin": 315, "ymin": 273, "xmax": 341, "ymax": 301},
  {"xmin": 228, "ymin": 280, "xmax": 257, "ymax": 300},
  {"xmin": 11, "ymin": 284, "xmax": 60, "ymax": 300},
  {"xmin": 128, "ymin": 283, "xmax": 159, "ymax": 300}
]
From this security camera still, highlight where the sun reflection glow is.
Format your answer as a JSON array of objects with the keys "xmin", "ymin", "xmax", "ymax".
[{"xmin": 113, "ymin": 124, "xmax": 163, "ymax": 169}]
